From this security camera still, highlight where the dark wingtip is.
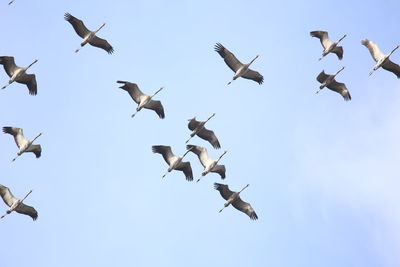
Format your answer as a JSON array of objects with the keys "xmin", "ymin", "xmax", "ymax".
[
  {"xmin": 250, "ymin": 212, "xmax": 258, "ymax": 220},
  {"xmin": 64, "ymin": 12, "xmax": 72, "ymax": 21},
  {"xmin": 214, "ymin": 42, "xmax": 223, "ymax": 52},
  {"xmin": 214, "ymin": 183, "xmax": 222, "ymax": 190}
]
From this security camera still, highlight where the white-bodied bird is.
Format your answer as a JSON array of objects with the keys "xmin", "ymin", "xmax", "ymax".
[
  {"xmin": 214, "ymin": 43, "xmax": 263, "ymax": 85},
  {"xmin": 0, "ymin": 56, "xmax": 38, "ymax": 95},
  {"xmin": 64, "ymin": 13, "xmax": 114, "ymax": 54},
  {"xmin": 3, "ymin": 127, "xmax": 42, "ymax": 161},
  {"xmin": 117, "ymin": 81, "xmax": 165, "ymax": 119},
  {"xmin": 310, "ymin": 31, "xmax": 346, "ymax": 60},
  {"xmin": 0, "ymin": 185, "xmax": 37, "ymax": 221}
]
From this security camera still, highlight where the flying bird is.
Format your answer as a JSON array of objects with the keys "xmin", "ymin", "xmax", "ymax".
[
  {"xmin": 117, "ymin": 81, "xmax": 165, "ymax": 119},
  {"xmin": 3, "ymin": 127, "xmax": 42, "ymax": 161},
  {"xmin": 152, "ymin": 145, "xmax": 193, "ymax": 181},
  {"xmin": 0, "ymin": 185, "xmax": 38, "ymax": 221},
  {"xmin": 310, "ymin": 31, "xmax": 346, "ymax": 60},
  {"xmin": 214, "ymin": 43, "xmax": 263, "ymax": 85},
  {"xmin": 214, "ymin": 183, "xmax": 258, "ymax": 220},
  {"xmin": 362, "ymin": 39, "xmax": 400, "ymax": 78},
  {"xmin": 186, "ymin": 113, "xmax": 221, "ymax": 149},
  {"xmin": 0, "ymin": 56, "xmax": 38, "ymax": 95},
  {"xmin": 8, "ymin": 0, "xmax": 15, "ymax": 5},
  {"xmin": 186, "ymin": 144, "xmax": 227, "ymax": 182},
  {"xmin": 64, "ymin": 13, "xmax": 114, "ymax": 54},
  {"xmin": 316, "ymin": 67, "xmax": 351, "ymax": 101}
]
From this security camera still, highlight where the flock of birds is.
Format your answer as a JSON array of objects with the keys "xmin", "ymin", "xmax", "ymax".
[{"xmin": 1, "ymin": 8, "xmax": 400, "ymax": 222}]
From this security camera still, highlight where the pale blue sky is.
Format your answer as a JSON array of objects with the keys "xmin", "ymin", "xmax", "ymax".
[{"xmin": 1, "ymin": 0, "xmax": 400, "ymax": 266}]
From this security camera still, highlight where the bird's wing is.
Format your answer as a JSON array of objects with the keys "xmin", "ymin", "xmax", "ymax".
[
  {"xmin": 144, "ymin": 100, "xmax": 165, "ymax": 119},
  {"xmin": 89, "ymin": 36, "xmax": 114, "ymax": 54},
  {"xmin": 0, "ymin": 185, "xmax": 17, "ymax": 207},
  {"xmin": 213, "ymin": 183, "xmax": 234, "ymax": 201},
  {"xmin": 15, "ymin": 203, "xmax": 38, "ymax": 221},
  {"xmin": 327, "ymin": 80, "xmax": 351, "ymax": 101},
  {"xmin": 0, "ymin": 56, "xmax": 18, "ymax": 77},
  {"xmin": 152, "ymin": 145, "xmax": 175, "ymax": 165},
  {"xmin": 116, "ymin": 81, "xmax": 144, "ymax": 104},
  {"xmin": 214, "ymin": 43, "xmax": 243, "ymax": 72},
  {"xmin": 64, "ymin": 13, "xmax": 91, "ymax": 38},
  {"xmin": 316, "ymin": 70, "xmax": 330, "ymax": 83},
  {"xmin": 175, "ymin": 161, "xmax": 193, "ymax": 181},
  {"xmin": 310, "ymin": 31, "xmax": 331, "ymax": 49},
  {"xmin": 25, "ymin": 144, "xmax": 42, "ymax": 158},
  {"xmin": 382, "ymin": 59, "xmax": 400, "ymax": 79},
  {"xmin": 186, "ymin": 144, "xmax": 210, "ymax": 167},
  {"xmin": 15, "ymin": 74, "xmax": 37, "ymax": 95},
  {"xmin": 232, "ymin": 197, "xmax": 258, "ymax": 220},
  {"xmin": 197, "ymin": 128, "xmax": 221, "ymax": 149},
  {"xmin": 188, "ymin": 118, "xmax": 201, "ymax": 131},
  {"xmin": 332, "ymin": 46, "xmax": 343, "ymax": 60},
  {"xmin": 242, "ymin": 69, "xmax": 264, "ymax": 84},
  {"xmin": 2, "ymin": 126, "xmax": 26, "ymax": 149},
  {"xmin": 211, "ymin": 164, "xmax": 226, "ymax": 179},
  {"xmin": 362, "ymin": 39, "xmax": 385, "ymax": 62}
]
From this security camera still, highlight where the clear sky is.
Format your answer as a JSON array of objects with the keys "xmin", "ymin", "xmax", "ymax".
[{"xmin": 1, "ymin": 0, "xmax": 400, "ymax": 266}]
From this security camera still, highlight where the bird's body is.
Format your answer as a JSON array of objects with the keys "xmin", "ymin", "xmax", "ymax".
[
  {"xmin": 214, "ymin": 183, "xmax": 257, "ymax": 220},
  {"xmin": 3, "ymin": 127, "xmax": 42, "ymax": 161},
  {"xmin": 186, "ymin": 114, "xmax": 220, "ymax": 149},
  {"xmin": 310, "ymin": 31, "xmax": 346, "ymax": 60},
  {"xmin": 64, "ymin": 13, "xmax": 114, "ymax": 54},
  {"xmin": 316, "ymin": 67, "xmax": 351, "ymax": 101},
  {"xmin": 152, "ymin": 145, "xmax": 193, "ymax": 181},
  {"xmin": 0, "ymin": 56, "xmax": 38, "ymax": 95},
  {"xmin": 117, "ymin": 81, "xmax": 165, "ymax": 119},
  {"xmin": 362, "ymin": 39, "xmax": 400, "ymax": 78},
  {"xmin": 186, "ymin": 144, "xmax": 226, "ymax": 182},
  {"xmin": 214, "ymin": 43, "xmax": 263, "ymax": 85},
  {"xmin": 0, "ymin": 185, "xmax": 37, "ymax": 220}
]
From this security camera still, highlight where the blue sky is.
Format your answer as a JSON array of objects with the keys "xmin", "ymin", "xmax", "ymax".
[{"xmin": 1, "ymin": 0, "xmax": 400, "ymax": 266}]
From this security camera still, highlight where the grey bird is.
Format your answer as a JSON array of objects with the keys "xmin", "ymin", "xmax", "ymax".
[
  {"xmin": 117, "ymin": 81, "xmax": 165, "ymax": 119},
  {"xmin": 3, "ymin": 127, "xmax": 42, "ymax": 161},
  {"xmin": 152, "ymin": 145, "xmax": 193, "ymax": 181},
  {"xmin": 310, "ymin": 31, "xmax": 346, "ymax": 60},
  {"xmin": 0, "ymin": 56, "xmax": 38, "ymax": 95},
  {"xmin": 214, "ymin": 43, "xmax": 263, "ymax": 85},
  {"xmin": 186, "ymin": 144, "xmax": 227, "ymax": 182},
  {"xmin": 0, "ymin": 185, "xmax": 37, "ymax": 220},
  {"xmin": 214, "ymin": 183, "xmax": 258, "ymax": 220},
  {"xmin": 362, "ymin": 39, "xmax": 400, "ymax": 78},
  {"xmin": 186, "ymin": 113, "xmax": 220, "ymax": 149},
  {"xmin": 316, "ymin": 67, "xmax": 351, "ymax": 101},
  {"xmin": 64, "ymin": 13, "xmax": 114, "ymax": 54}
]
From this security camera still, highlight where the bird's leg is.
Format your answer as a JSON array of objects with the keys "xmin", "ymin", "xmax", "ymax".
[
  {"xmin": 369, "ymin": 69, "xmax": 376, "ymax": 76},
  {"xmin": 219, "ymin": 206, "xmax": 227, "ymax": 213},
  {"xmin": 1, "ymin": 83, "xmax": 10, "ymax": 90},
  {"xmin": 315, "ymin": 88, "xmax": 323, "ymax": 94},
  {"xmin": 185, "ymin": 136, "xmax": 193, "ymax": 144},
  {"xmin": 162, "ymin": 171, "xmax": 169, "ymax": 178},
  {"xmin": 196, "ymin": 176, "xmax": 203, "ymax": 183},
  {"xmin": 227, "ymin": 80, "xmax": 233, "ymax": 85},
  {"xmin": 131, "ymin": 110, "xmax": 139, "ymax": 118},
  {"xmin": 8, "ymin": 0, "xmax": 14, "ymax": 4},
  {"xmin": 75, "ymin": 47, "xmax": 82, "ymax": 53}
]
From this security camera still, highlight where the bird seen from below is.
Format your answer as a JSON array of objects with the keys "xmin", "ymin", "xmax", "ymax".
[
  {"xmin": 186, "ymin": 113, "xmax": 221, "ymax": 149},
  {"xmin": 214, "ymin": 183, "xmax": 258, "ymax": 220},
  {"xmin": 152, "ymin": 145, "xmax": 193, "ymax": 181},
  {"xmin": 3, "ymin": 127, "xmax": 42, "ymax": 162},
  {"xmin": 117, "ymin": 81, "xmax": 165, "ymax": 119},
  {"xmin": 0, "ymin": 185, "xmax": 38, "ymax": 221},
  {"xmin": 362, "ymin": 39, "xmax": 400, "ymax": 78},
  {"xmin": 214, "ymin": 43, "xmax": 263, "ymax": 85},
  {"xmin": 310, "ymin": 31, "xmax": 346, "ymax": 60},
  {"xmin": 186, "ymin": 144, "xmax": 227, "ymax": 182},
  {"xmin": 316, "ymin": 67, "xmax": 351, "ymax": 101},
  {"xmin": 64, "ymin": 13, "xmax": 114, "ymax": 54},
  {"xmin": 0, "ymin": 56, "xmax": 38, "ymax": 95}
]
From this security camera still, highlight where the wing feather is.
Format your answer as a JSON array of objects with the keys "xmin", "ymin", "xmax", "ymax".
[
  {"xmin": 15, "ymin": 203, "xmax": 38, "ymax": 221},
  {"xmin": 214, "ymin": 43, "xmax": 243, "ymax": 72},
  {"xmin": 382, "ymin": 59, "xmax": 400, "ymax": 78},
  {"xmin": 232, "ymin": 197, "xmax": 258, "ymax": 220},
  {"xmin": 211, "ymin": 164, "xmax": 225, "ymax": 179},
  {"xmin": 196, "ymin": 128, "xmax": 221, "ymax": 149},
  {"xmin": 213, "ymin": 183, "xmax": 234, "ymax": 201},
  {"xmin": 117, "ymin": 81, "xmax": 144, "ymax": 103},
  {"xmin": 152, "ymin": 145, "xmax": 175, "ymax": 166},
  {"xmin": 242, "ymin": 69, "xmax": 264, "ymax": 84},
  {"xmin": 144, "ymin": 100, "xmax": 165, "ymax": 119},
  {"xmin": 0, "ymin": 185, "xmax": 17, "ymax": 207},
  {"xmin": 3, "ymin": 126, "xmax": 26, "ymax": 149},
  {"xmin": 0, "ymin": 56, "xmax": 18, "ymax": 77},
  {"xmin": 15, "ymin": 73, "xmax": 37, "ymax": 95},
  {"xmin": 64, "ymin": 13, "xmax": 90, "ymax": 38},
  {"xmin": 316, "ymin": 70, "xmax": 330, "ymax": 83},
  {"xmin": 89, "ymin": 36, "xmax": 114, "ymax": 54},
  {"xmin": 327, "ymin": 80, "xmax": 351, "ymax": 101},
  {"xmin": 175, "ymin": 162, "xmax": 193, "ymax": 181},
  {"xmin": 362, "ymin": 39, "xmax": 385, "ymax": 62}
]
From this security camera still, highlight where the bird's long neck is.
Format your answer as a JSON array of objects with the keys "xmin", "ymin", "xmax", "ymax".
[
  {"xmin": 20, "ymin": 190, "xmax": 33, "ymax": 203},
  {"xmin": 205, "ymin": 113, "xmax": 216, "ymax": 123},
  {"xmin": 336, "ymin": 34, "xmax": 347, "ymax": 44},
  {"xmin": 25, "ymin": 59, "xmax": 38, "ymax": 71},
  {"xmin": 30, "ymin": 133, "xmax": 42, "ymax": 144},
  {"xmin": 238, "ymin": 184, "xmax": 250, "ymax": 194},
  {"xmin": 216, "ymin": 150, "xmax": 227, "ymax": 163},
  {"xmin": 181, "ymin": 148, "xmax": 192, "ymax": 159},
  {"xmin": 388, "ymin": 45, "xmax": 400, "ymax": 57},
  {"xmin": 152, "ymin": 87, "xmax": 164, "ymax": 98},
  {"xmin": 333, "ymin": 66, "xmax": 345, "ymax": 77},
  {"xmin": 95, "ymin": 23, "xmax": 106, "ymax": 34},
  {"xmin": 248, "ymin": 55, "xmax": 259, "ymax": 66}
]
